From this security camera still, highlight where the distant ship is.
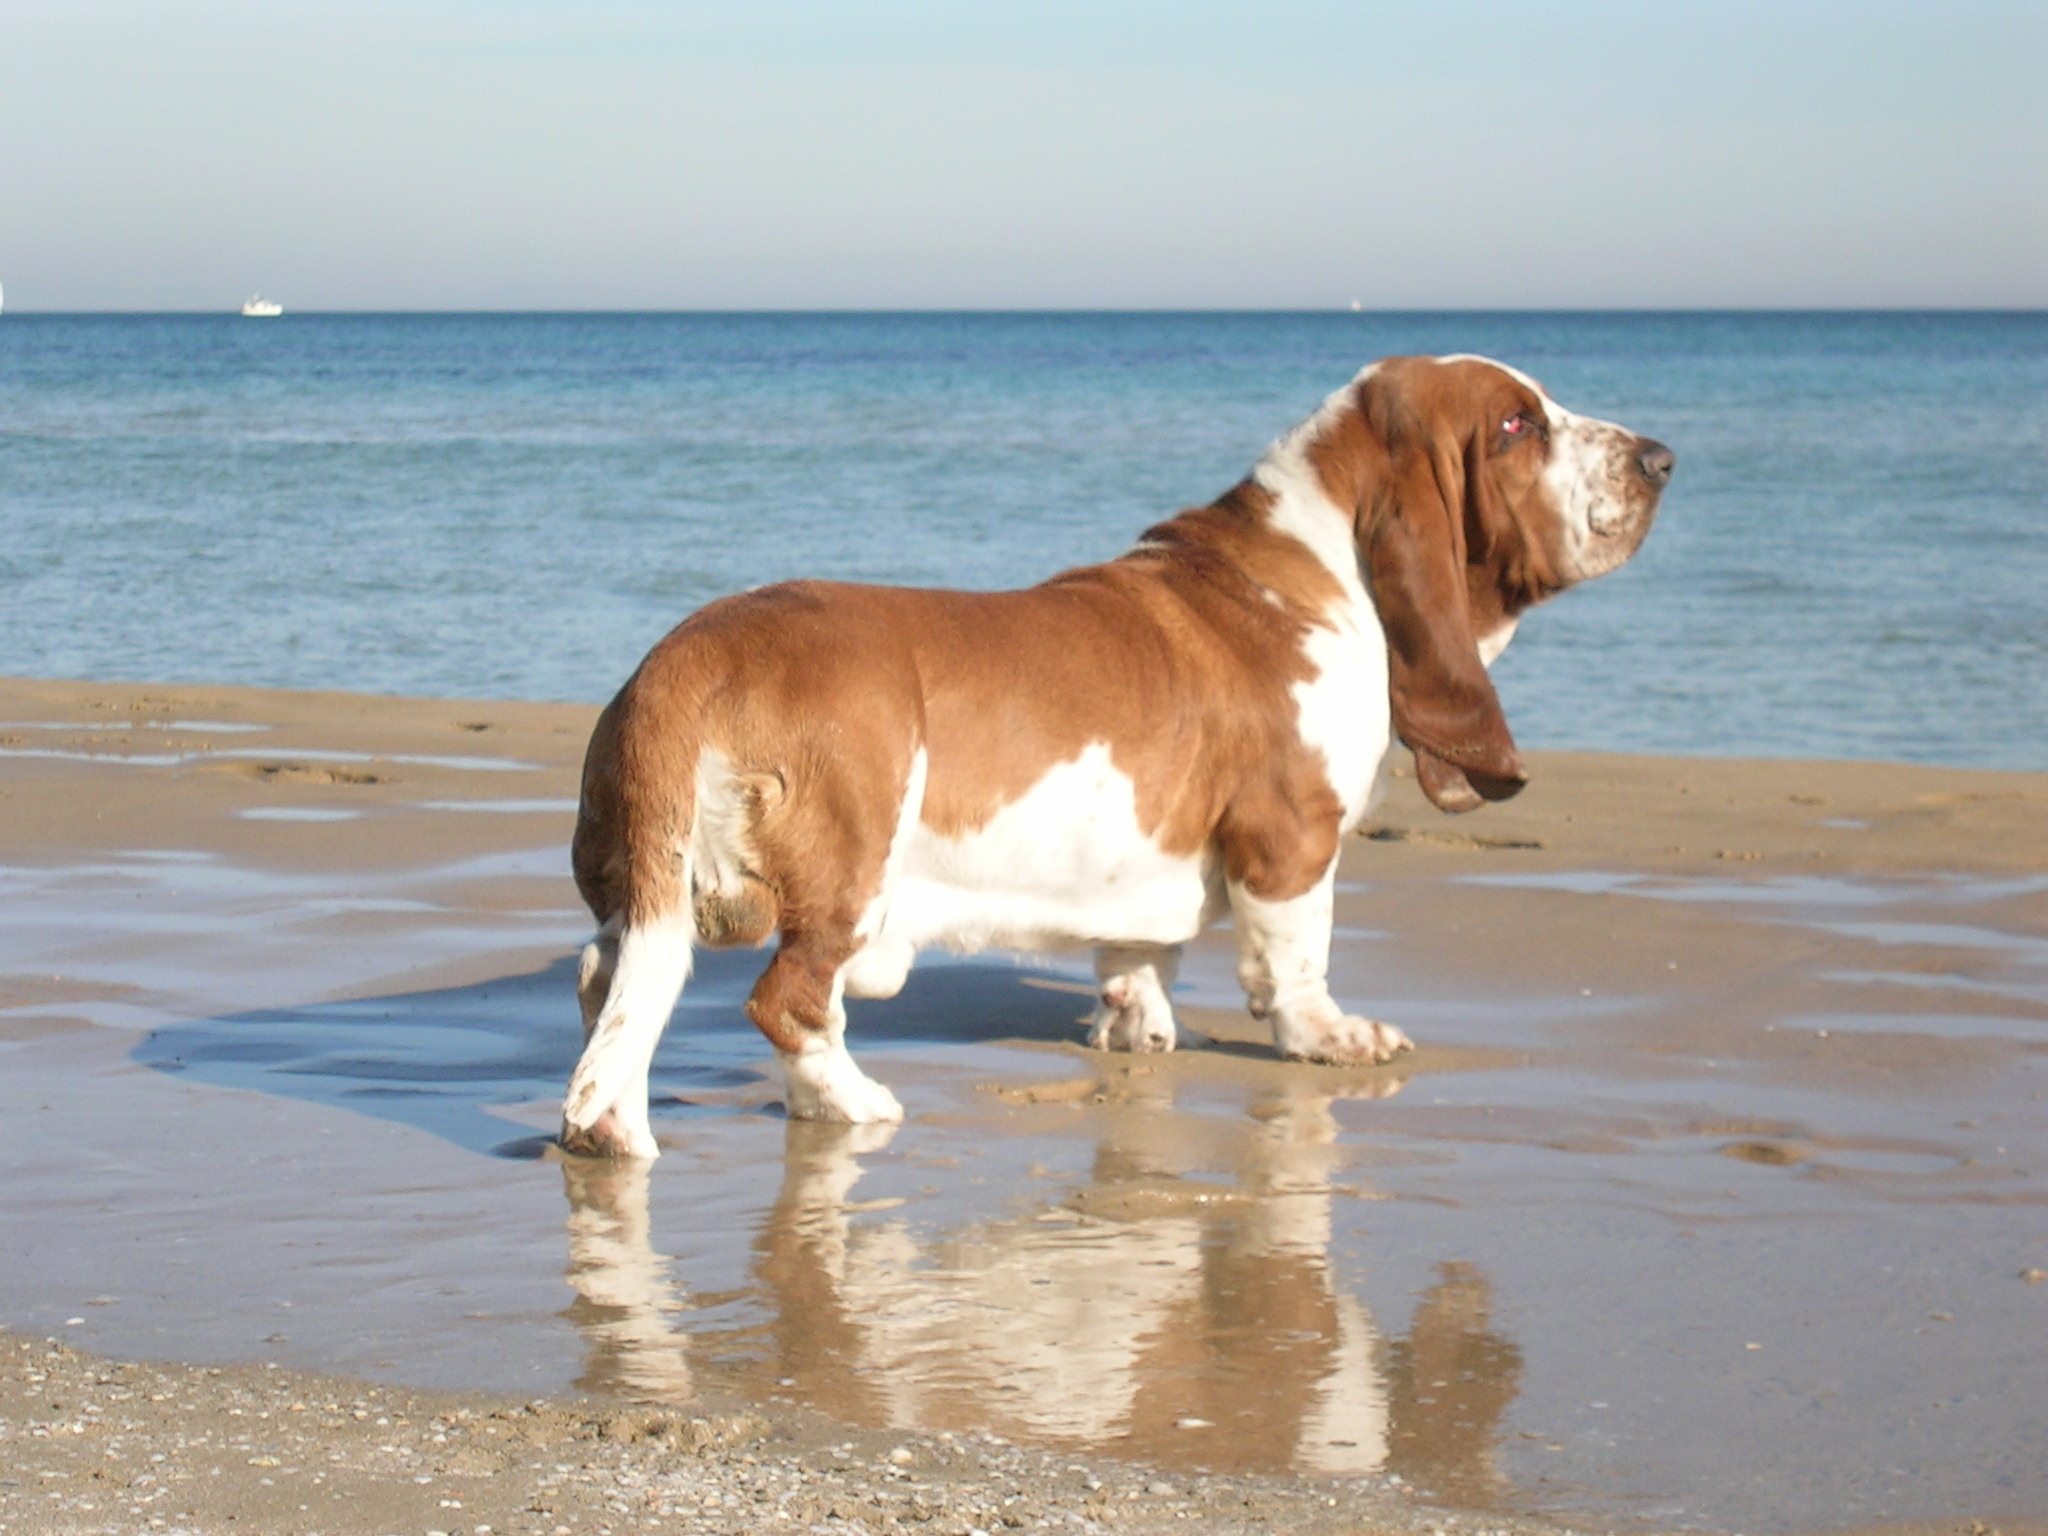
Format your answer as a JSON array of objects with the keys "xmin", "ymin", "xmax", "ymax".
[
  {"xmin": 240, "ymin": 295, "xmax": 283, "ymax": 317},
  {"xmin": 0, "ymin": 280, "xmax": 6, "ymax": 315}
]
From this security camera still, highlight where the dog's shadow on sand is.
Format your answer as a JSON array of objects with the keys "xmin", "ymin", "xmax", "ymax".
[{"xmin": 133, "ymin": 948, "xmax": 1091, "ymax": 1157}]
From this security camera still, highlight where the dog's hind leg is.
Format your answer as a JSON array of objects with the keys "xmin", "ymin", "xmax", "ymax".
[
  {"xmin": 564, "ymin": 918, "xmax": 659, "ymax": 1157},
  {"xmin": 745, "ymin": 742, "xmax": 922, "ymax": 1125},
  {"xmin": 749, "ymin": 928, "xmax": 905, "ymax": 1125},
  {"xmin": 563, "ymin": 912, "xmax": 692, "ymax": 1159},
  {"xmin": 576, "ymin": 920, "xmax": 621, "ymax": 1039},
  {"xmin": 562, "ymin": 728, "xmax": 746, "ymax": 1160}
]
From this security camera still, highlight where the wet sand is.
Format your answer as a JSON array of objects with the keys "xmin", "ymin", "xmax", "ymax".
[
  {"xmin": 5, "ymin": 1330, "xmax": 1458, "ymax": 1536},
  {"xmin": 2, "ymin": 675, "xmax": 2045, "ymax": 1535}
]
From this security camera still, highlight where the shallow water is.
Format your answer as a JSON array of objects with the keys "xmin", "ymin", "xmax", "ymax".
[
  {"xmin": 3, "ymin": 311, "xmax": 2045, "ymax": 768},
  {"xmin": 3, "ymin": 813, "xmax": 2044, "ymax": 1533}
]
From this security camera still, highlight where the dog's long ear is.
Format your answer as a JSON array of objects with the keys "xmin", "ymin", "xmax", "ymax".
[{"xmin": 1362, "ymin": 427, "xmax": 1527, "ymax": 814}]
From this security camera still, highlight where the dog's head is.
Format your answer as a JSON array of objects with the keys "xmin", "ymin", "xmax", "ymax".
[{"xmin": 1331, "ymin": 354, "xmax": 1672, "ymax": 812}]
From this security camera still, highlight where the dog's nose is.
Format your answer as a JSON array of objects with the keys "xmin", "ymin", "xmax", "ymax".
[{"xmin": 1636, "ymin": 439, "xmax": 1675, "ymax": 488}]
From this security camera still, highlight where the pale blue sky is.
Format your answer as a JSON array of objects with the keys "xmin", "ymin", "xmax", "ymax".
[{"xmin": 2, "ymin": 0, "xmax": 2042, "ymax": 310}]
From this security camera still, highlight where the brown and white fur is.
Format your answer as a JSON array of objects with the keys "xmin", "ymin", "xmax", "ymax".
[{"xmin": 563, "ymin": 355, "xmax": 1673, "ymax": 1158}]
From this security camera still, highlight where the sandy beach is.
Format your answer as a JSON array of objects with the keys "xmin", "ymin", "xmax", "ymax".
[{"xmin": 3, "ymin": 674, "xmax": 2045, "ymax": 1536}]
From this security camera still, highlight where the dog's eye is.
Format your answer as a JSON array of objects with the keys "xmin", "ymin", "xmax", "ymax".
[{"xmin": 1502, "ymin": 413, "xmax": 1530, "ymax": 438}]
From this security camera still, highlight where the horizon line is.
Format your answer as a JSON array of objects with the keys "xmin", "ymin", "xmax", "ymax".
[{"xmin": 4, "ymin": 304, "xmax": 2045, "ymax": 318}]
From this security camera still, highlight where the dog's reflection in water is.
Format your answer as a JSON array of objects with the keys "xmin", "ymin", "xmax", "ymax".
[
  {"xmin": 561, "ymin": 1079, "xmax": 1521, "ymax": 1501},
  {"xmin": 561, "ymin": 1155, "xmax": 695, "ymax": 1401}
]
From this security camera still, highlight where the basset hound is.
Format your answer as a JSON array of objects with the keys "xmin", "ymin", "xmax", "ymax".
[{"xmin": 563, "ymin": 354, "xmax": 1673, "ymax": 1157}]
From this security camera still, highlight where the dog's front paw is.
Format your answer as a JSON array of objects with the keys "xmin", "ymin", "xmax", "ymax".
[
  {"xmin": 1277, "ymin": 1011, "xmax": 1413, "ymax": 1066},
  {"xmin": 1087, "ymin": 975, "xmax": 1177, "ymax": 1054}
]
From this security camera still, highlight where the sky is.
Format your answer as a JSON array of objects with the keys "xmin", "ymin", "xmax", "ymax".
[{"xmin": 1, "ymin": 0, "xmax": 2043, "ymax": 311}]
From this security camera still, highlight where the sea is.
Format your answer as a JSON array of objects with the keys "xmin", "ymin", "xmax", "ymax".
[{"xmin": 1, "ymin": 311, "xmax": 2042, "ymax": 768}]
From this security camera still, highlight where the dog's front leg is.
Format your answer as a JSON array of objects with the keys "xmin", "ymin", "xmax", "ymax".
[
  {"xmin": 1088, "ymin": 943, "xmax": 1182, "ymax": 1053},
  {"xmin": 1229, "ymin": 864, "xmax": 1412, "ymax": 1066}
]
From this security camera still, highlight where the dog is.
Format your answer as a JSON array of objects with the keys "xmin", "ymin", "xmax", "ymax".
[{"xmin": 562, "ymin": 354, "xmax": 1672, "ymax": 1158}]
